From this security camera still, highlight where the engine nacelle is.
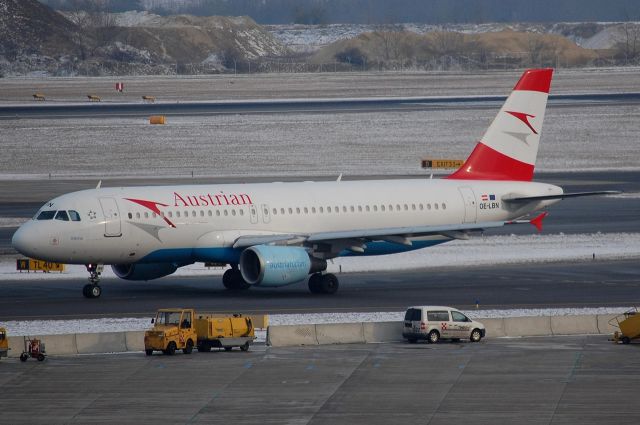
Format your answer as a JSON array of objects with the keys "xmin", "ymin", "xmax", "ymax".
[
  {"xmin": 240, "ymin": 245, "xmax": 326, "ymax": 287},
  {"xmin": 111, "ymin": 263, "xmax": 178, "ymax": 281}
]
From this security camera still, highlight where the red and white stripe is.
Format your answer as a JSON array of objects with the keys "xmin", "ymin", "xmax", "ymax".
[{"xmin": 448, "ymin": 68, "xmax": 553, "ymax": 181}]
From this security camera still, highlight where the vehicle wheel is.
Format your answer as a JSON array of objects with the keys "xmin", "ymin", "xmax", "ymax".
[
  {"xmin": 622, "ymin": 336, "xmax": 631, "ymax": 345},
  {"xmin": 37, "ymin": 354, "xmax": 45, "ymax": 361},
  {"xmin": 470, "ymin": 329, "xmax": 483, "ymax": 342},
  {"xmin": 407, "ymin": 338, "xmax": 417, "ymax": 344},
  {"xmin": 145, "ymin": 349, "xmax": 154, "ymax": 356},
  {"xmin": 164, "ymin": 342, "xmax": 176, "ymax": 355},
  {"xmin": 183, "ymin": 340, "xmax": 194, "ymax": 354},
  {"xmin": 240, "ymin": 342, "xmax": 250, "ymax": 352},
  {"xmin": 224, "ymin": 347, "xmax": 233, "ymax": 351},
  {"xmin": 308, "ymin": 273, "xmax": 322, "ymax": 293},
  {"xmin": 319, "ymin": 274, "xmax": 339, "ymax": 294},
  {"xmin": 20, "ymin": 353, "xmax": 28, "ymax": 362},
  {"xmin": 428, "ymin": 330, "xmax": 440, "ymax": 344}
]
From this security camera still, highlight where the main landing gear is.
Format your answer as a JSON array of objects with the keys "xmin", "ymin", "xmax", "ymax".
[
  {"xmin": 308, "ymin": 273, "xmax": 339, "ymax": 295},
  {"xmin": 222, "ymin": 266, "xmax": 250, "ymax": 291},
  {"xmin": 83, "ymin": 263, "xmax": 104, "ymax": 299}
]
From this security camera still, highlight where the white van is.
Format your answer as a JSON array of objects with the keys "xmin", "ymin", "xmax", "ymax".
[{"xmin": 403, "ymin": 306, "xmax": 485, "ymax": 343}]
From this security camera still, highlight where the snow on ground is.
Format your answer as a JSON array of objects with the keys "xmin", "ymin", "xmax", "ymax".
[
  {"xmin": 2, "ymin": 232, "xmax": 638, "ymax": 281},
  {"xmin": 1, "ymin": 307, "xmax": 632, "ymax": 338}
]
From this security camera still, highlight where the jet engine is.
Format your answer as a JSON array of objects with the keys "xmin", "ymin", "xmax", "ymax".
[
  {"xmin": 239, "ymin": 245, "xmax": 326, "ymax": 287},
  {"xmin": 111, "ymin": 263, "xmax": 179, "ymax": 281}
]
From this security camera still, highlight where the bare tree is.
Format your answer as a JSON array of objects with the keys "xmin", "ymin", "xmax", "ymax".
[{"xmin": 614, "ymin": 22, "xmax": 640, "ymax": 64}]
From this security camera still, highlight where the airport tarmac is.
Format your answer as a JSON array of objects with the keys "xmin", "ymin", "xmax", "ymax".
[
  {"xmin": 1, "ymin": 259, "xmax": 638, "ymax": 321},
  {"xmin": 0, "ymin": 335, "xmax": 638, "ymax": 424}
]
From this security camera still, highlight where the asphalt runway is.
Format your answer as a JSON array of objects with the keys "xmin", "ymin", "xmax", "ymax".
[
  {"xmin": 0, "ymin": 259, "xmax": 638, "ymax": 321},
  {"xmin": 1, "ymin": 336, "xmax": 638, "ymax": 425},
  {"xmin": 2, "ymin": 92, "xmax": 640, "ymax": 119}
]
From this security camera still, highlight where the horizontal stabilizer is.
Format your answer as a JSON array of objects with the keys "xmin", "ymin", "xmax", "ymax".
[{"xmin": 503, "ymin": 191, "xmax": 621, "ymax": 203}]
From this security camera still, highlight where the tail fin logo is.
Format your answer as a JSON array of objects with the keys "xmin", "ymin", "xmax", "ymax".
[{"xmin": 505, "ymin": 111, "xmax": 538, "ymax": 135}]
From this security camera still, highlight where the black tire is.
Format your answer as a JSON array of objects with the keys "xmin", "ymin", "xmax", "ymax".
[
  {"xmin": 319, "ymin": 274, "xmax": 339, "ymax": 294},
  {"xmin": 20, "ymin": 353, "xmax": 28, "ymax": 362},
  {"xmin": 37, "ymin": 353, "xmax": 45, "ymax": 362},
  {"xmin": 145, "ymin": 349, "xmax": 154, "ymax": 356},
  {"xmin": 240, "ymin": 342, "xmax": 250, "ymax": 352},
  {"xmin": 183, "ymin": 340, "xmax": 194, "ymax": 354},
  {"xmin": 82, "ymin": 284, "xmax": 92, "ymax": 298},
  {"xmin": 198, "ymin": 342, "xmax": 211, "ymax": 352},
  {"xmin": 90, "ymin": 285, "xmax": 102, "ymax": 298},
  {"xmin": 428, "ymin": 330, "xmax": 440, "ymax": 344},
  {"xmin": 407, "ymin": 338, "xmax": 417, "ymax": 344},
  {"xmin": 622, "ymin": 336, "xmax": 631, "ymax": 345},
  {"xmin": 164, "ymin": 341, "xmax": 176, "ymax": 355},
  {"xmin": 308, "ymin": 273, "xmax": 322, "ymax": 294},
  {"xmin": 470, "ymin": 329, "xmax": 483, "ymax": 342}
]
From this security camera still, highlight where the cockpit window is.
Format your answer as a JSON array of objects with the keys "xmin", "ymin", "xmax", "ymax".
[
  {"xmin": 55, "ymin": 210, "xmax": 69, "ymax": 221},
  {"xmin": 36, "ymin": 210, "xmax": 56, "ymax": 220},
  {"xmin": 69, "ymin": 210, "xmax": 81, "ymax": 222}
]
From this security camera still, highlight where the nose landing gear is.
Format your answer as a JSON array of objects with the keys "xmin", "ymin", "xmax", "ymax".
[{"xmin": 83, "ymin": 263, "xmax": 104, "ymax": 298}]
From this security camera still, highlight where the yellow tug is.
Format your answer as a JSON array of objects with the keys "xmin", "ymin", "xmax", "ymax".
[{"xmin": 144, "ymin": 308, "xmax": 256, "ymax": 355}]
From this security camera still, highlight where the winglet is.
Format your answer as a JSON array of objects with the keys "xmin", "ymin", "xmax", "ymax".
[{"xmin": 530, "ymin": 211, "xmax": 548, "ymax": 232}]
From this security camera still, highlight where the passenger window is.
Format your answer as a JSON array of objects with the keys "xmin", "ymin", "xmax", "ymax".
[
  {"xmin": 239, "ymin": 209, "xmax": 244, "ymax": 216},
  {"xmin": 192, "ymin": 211, "xmax": 196, "ymax": 217},
  {"xmin": 55, "ymin": 210, "xmax": 69, "ymax": 221},
  {"xmin": 427, "ymin": 311, "xmax": 450, "ymax": 322},
  {"xmin": 136, "ymin": 212, "xmax": 141, "ymax": 219},
  {"xmin": 37, "ymin": 210, "xmax": 56, "ymax": 220},
  {"xmin": 69, "ymin": 210, "xmax": 81, "ymax": 221},
  {"xmin": 327, "ymin": 206, "xmax": 331, "ymax": 213},
  {"xmin": 451, "ymin": 311, "xmax": 469, "ymax": 322},
  {"xmin": 176, "ymin": 211, "xmax": 181, "ymax": 218},
  {"xmin": 232, "ymin": 210, "xmax": 236, "ymax": 216},
  {"xmin": 442, "ymin": 203, "xmax": 446, "ymax": 210},
  {"xmin": 224, "ymin": 210, "xmax": 228, "ymax": 216},
  {"xmin": 208, "ymin": 210, "xmax": 212, "ymax": 216},
  {"xmin": 145, "ymin": 212, "xmax": 149, "ymax": 218},
  {"xmin": 128, "ymin": 212, "xmax": 133, "ymax": 219}
]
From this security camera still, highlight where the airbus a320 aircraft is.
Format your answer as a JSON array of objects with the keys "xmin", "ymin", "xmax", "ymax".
[{"xmin": 12, "ymin": 68, "xmax": 616, "ymax": 298}]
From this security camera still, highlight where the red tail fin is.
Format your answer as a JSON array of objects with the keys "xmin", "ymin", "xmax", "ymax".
[{"xmin": 448, "ymin": 69, "xmax": 553, "ymax": 181}]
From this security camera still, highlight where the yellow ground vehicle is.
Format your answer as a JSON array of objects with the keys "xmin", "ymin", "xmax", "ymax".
[
  {"xmin": 0, "ymin": 327, "xmax": 8, "ymax": 359},
  {"xmin": 610, "ymin": 307, "xmax": 640, "ymax": 344},
  {"xmin": 144, "ymin": 308, "xmax": 256, "ymax": 356}
]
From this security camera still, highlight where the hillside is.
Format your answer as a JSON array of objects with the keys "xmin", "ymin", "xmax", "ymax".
[
  {"xmin": 311, "ymin": 29, "xmax": 602, "ymax": 70},
  {"xmin": 0, "ymin": 0, "xmax": 85, "ymax": 61},
  {"xmin": 0, "ymin": 1, "xmax": 288, "ymax": 75}
]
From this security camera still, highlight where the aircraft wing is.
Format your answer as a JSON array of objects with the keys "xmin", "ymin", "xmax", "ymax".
[{"xmin": 231, "ymin": 220, "xmax": 506, "ymax": 249}]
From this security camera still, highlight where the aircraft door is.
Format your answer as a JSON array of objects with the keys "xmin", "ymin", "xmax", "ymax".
[
  {"xmin": 249, "ymin": 205, "xmax": 258, "ymax": 224},
  {"xmin": 261, "ymin": 204, "xmax": 271, "ymax": 224},
  {"xmin": 458, "ymin": 187, "xmax": 477, "ymax": 223},
  {"xmin": 99, "ymin": 197, "xmax": 122, "ymax": 237}
]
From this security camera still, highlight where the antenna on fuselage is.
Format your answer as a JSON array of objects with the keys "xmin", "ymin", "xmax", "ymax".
[
  {"xmin": 337, "ymin": 173, "xmax": 342, "ymax": 182},
  {"xmin": 96, "ymin": 180, "xmax": 102, "ymax": 189}
]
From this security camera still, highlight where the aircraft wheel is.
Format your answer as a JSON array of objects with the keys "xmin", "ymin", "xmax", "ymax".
[
  {"xmin": 308, "ymin": 273, "xmax": 322, "ymax": 294},
  {"xmin": 83, "ymin": 284, "xmax": 101, "ymax": 298},
  {"xmin": 319, "ymin": 274, "xmax": 339, "ymax": 294}
]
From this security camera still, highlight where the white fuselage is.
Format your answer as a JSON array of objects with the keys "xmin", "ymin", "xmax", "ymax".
[{"xmin": 12, "ymin": 178, "xmax": 562, "ymax": 265}]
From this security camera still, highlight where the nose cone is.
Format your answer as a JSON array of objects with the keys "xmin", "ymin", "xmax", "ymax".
[{"xmin": 12, "ymin": 222, "xmax": 39, "ymax": 258}]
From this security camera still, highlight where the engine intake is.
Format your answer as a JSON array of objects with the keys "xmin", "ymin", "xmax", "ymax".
[
  {"xmin": 111, "ymin": 263, "xmax": 178, "ymax": 281},
  {"xmin": 240, "ymin": 245, "xmax": 326, "ymax": 287}
]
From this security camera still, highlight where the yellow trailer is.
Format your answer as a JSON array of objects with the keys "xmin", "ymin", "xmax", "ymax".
[
  {"xmin": 195, "ymin": 314, "xmax": 255, "ymax": 352},
  {"xmin": 0, "ymin": 328, "xmax": 8, "ymax": 359},
  {"xmin": 610, "ymin": 308, "xmax": 640, "ymax": 344}
]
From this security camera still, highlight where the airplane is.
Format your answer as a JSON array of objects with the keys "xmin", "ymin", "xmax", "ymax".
[{"xmin": 11, "ymin": 68, "xmax": 617, "ymax": 298}]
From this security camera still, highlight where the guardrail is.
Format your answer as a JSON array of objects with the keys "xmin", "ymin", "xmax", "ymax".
[{"xmin": 2, "ymin": 314, "xmax": 623, "ymax": 357}]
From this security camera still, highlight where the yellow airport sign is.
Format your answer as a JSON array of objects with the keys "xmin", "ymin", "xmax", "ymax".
[
  {"xmin": 16, "ymin": 259, "xmax": 65, "ymax": 273},
  {"xmin": 421, "ymin": 158, "xmax": 464, "ymax": 169}
]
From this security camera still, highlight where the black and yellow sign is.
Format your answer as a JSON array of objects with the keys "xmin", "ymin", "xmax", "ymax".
[
  {"xmin": 421, "ymin": 158, "xmax": 464, "ymax": 169},
  {"xmin": 17, "ymin": 259, "xmax": 65, "ymax": 273}
]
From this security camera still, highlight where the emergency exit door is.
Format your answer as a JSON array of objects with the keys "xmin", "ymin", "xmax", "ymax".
[{"xmin": 458, "ymin": 187, "xmax": 477, "ymax": 223}]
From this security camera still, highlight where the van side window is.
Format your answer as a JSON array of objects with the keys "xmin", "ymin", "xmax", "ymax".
[
  {"xmin": 404, "ymin": 308, "xmax": 421, "ymax": 321},
  {"xmin": 451, "ymin": 311, "xmax": 469, "ymax": 322},
  {"xmin": 427, "ymin": 311, "xmax": 450, "ymax": 322}
]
